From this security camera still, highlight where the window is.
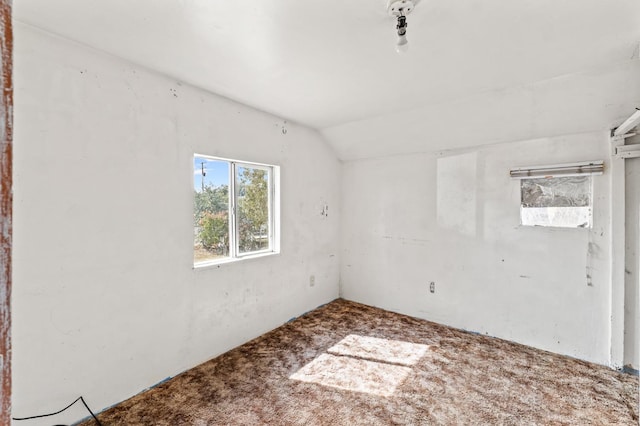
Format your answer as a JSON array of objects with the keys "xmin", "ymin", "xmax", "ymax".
[
  {"xmin": 519, "ymin": 176, "xmax": 592, "ymax": 228},
  {"xmin": 193, "ymin": 154, "xmax": 278, "ymax": 266},
  {"xmin": 511, "ymin": 160, "xmax": 602, "ymax": 229}
]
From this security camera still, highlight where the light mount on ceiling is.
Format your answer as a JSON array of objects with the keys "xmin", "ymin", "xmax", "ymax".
[{"xmin": 388, "ymin": 0, "xmax": 416, "ymax": 53}]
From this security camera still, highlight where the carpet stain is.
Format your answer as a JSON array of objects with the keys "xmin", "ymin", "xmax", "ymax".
[{"xmin": 83, "ymin": 299, "xmax": 639, "ymax": 425}]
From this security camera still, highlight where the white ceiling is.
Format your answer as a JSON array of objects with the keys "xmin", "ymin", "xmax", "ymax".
[{"xmin": 14, "ymin": 0, "xmax": 640, "ymax": 159}]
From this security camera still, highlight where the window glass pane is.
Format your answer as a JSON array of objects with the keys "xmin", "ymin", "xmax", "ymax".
[
  {"xmin": 236, "ymin": 165, "xmax": 270, "ymax": 254},
  {"xmin": 520, "ymin": 176, "xmax": 592, "ymax": 228},
  {"xmin": 194, "ymin": 157, "xmax": 230, "ymax": 263}
]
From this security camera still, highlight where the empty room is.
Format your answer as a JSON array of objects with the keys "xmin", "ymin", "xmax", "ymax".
[{"xmin": 2, "ymin": 0, "xmax": 640, "ymax": 425}]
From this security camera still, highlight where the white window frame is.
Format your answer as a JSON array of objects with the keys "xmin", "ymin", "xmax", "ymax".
[
  {"xmin": 232, "ymin": 162, "xmax": 274, "ymax": 258},
  {"xmin": 194, "ymin": 154, "xmax": 280, "ymax": 268}
]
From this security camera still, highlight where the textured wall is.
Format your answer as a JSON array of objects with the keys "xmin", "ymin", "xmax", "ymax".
[
  {"xmin": 12, "ymin": 24, "xmax": 340, "ymax": 425},
  {"xmin": 341, "ymin": 133, "xmax": 613, "ymax": 365},
  {"xmin": 0, "ymin": 1, "xmax": 12, "ymax": 424}
]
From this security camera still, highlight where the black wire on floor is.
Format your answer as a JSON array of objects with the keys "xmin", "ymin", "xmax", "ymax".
[{"xmin": 12, "ymin": 396, "xmax": 103, "ymax": 426}]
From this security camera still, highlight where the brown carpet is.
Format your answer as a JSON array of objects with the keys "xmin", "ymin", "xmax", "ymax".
[{"xmin": 83, "ymin": 299, "xmax": 639, "ymax": 425}]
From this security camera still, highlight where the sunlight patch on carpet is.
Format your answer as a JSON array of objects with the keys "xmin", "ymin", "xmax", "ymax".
[
  {"xmin": 327, "ymin": 335, "xmax": 430, "ymax": 366},
  {"xmin": 290, "ymin": 335, "xmax": 430, "ymax": 396},
  {"xmin": 290, "ymin": 353, "xmax": 411, "ymax": 397}
]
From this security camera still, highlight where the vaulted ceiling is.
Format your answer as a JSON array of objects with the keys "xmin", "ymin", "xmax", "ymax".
[{"xmin": 14, "ymin": 0, "xmax": 640, "ymax": 159}]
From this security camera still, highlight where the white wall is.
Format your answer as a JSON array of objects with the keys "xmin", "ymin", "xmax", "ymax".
[
  {"xmin": 341, "ymin": 132, "xmax": 612, "ymax": 365},
  {"xmin": 12, "ymin": 24, "xmax": 340, "ymax": 424},
  {"xmin": 624, "ymin": 135, "xmax": 640, "ymax": 370}
]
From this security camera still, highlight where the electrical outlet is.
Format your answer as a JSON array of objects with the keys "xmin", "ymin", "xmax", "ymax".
[
  {"xmin": 310, "ymin": 275, "xmax": 315, "ymax": 287},
  {"xmin": 430, "ymin": 282, "xmax": 435, "ymax": 293}
]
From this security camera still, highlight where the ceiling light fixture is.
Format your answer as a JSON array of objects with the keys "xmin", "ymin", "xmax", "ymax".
[{"xmin": 387, "ymin": 0, "xmax": 416, "ymax": 53}]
